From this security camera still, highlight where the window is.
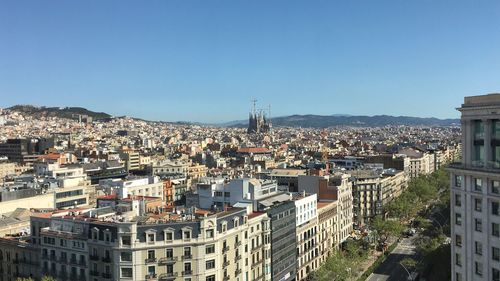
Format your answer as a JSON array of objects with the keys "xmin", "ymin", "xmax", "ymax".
[
  {"xmin": 455, "ymin": 213, "xmax": 462, "ymax": 226},
  {"xmin": 184, "ymin": 262, "xmax": 192, "ymax": 274},
  {"xmin": 455, "ymin": 175, "xmax": 462, "ymax": 188},
  {"xmin": 493, "ymin": 223, "xmax": 500, "ymax": 237},
  {"xmin": 148, "ymin": 265, "xmax": 155, "ymax": 275},
  {"xmin": 206, "ymin": 244, "xmax": 215, "ymax": 255},
  {"xmin": 206, "ymin": 275, "xmax": 216, "ymax": 281},
  {"xmin": 166, "ymin": 264, "xmax": 174, "ymax": 274},
  {"xmin": 120, "ymin": 252, "xmax": 132, "ymax": 262},
  {"xmin": 475, "ymin": 218, "xmax": 483, "ymax": 232},
  {"xmin": 456, "ymin": 272, "xmax": 462, "ymax": 281},
  {"xmin": 147, "ymin": 233, "xmax": 155, "ymax": 243},
  {"xmin": 475, "ymin": 178, "xmax": 483, "ymax": 192},
  {"xmin": 183, "ymin": 231, "xmax": 191, "ymax": 240},
  {"xmin": 166, "ymin": 248, "xmax": 173, "ymax": 258},
  {"xmin": 494, "ymin": 202, "xmax": 500, "ymax": 216},
  {"xmin": 493, "ymin": 181, "xmax": 500, "ymax": 194},
  {"xmin": 121, "ymin": 268, "xmax": 132, "ymax": 278},
  {"xmin": 455, "ymin": 235, "xmax": 462, "ymax": 247},
  {"xmin": 455, "ymin": 194, "xmax": 461, "ymax": 207},
  {"xmin": 475, "ymin": 262, "xmax": 483, "ymax": 276},
  {"xmin": 121, "ymin": 236, "xmax": 131, "ymax": 246},
  {"xmin": 206, "ymin": 229, "xmax": 214, "ymax": 238},
  {"xmin": 165, "ymin": 232, "xmax": 173, "ymax": 242},
  {"xmin": 184, "ymin": 247, "xmax": 191, "ymax": 258},
  {"xmin": 475, "ymin": 198, "xmax": 482, "ymax": 212},
  {"xmin": 494, "ymin": 247, "xmax": 500, "ymax": 261},
  {"xmin": 205, "ymin": 260, "xmax": 215, "ymax": 269},
  {"xmin": 456, "ymin": 253, "xmax": 462, "ymax": 266},
  {"xmin": 147, "ymin": 250, "xmax": 155, "ymax": 260},
  {"xmin": 493, "ymin": 268, "xmax": 500, "ymax": 281},
  {"xmin": 475, "ymin": 241, "xmax": 482, "ymax": 255}
]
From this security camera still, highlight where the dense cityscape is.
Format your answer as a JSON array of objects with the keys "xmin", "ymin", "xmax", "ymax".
[
  {"xmin": 3, "ymin": 2, "xmax": 500, "ymax": 281},
  {"xmin": 0, "ymin": 94, "xmax": 468, "ymax": 281}
]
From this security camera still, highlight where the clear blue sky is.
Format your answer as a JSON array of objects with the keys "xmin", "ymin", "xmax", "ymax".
[{"xmin": 1, "ymin": 1, "xmax": 500, "ymax": 123}]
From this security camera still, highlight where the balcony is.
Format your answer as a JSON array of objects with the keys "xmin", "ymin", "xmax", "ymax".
[
  {"xmin": 252, "ymin": 259, "xmax": 263, "ymax": 267},
  {"xmin": 79, "ymin": 260, "xmax": 87, "ymax": 267},
  {"xmin": 222, "ymin": 246, "xmax": 230, "ymax": 253},
  {"xmin": 235, "ymin": 269, "xmax": 242, "ymax": 275},
  {"xmin": 102, "ymin": 256, "xmax": 112, "ymax": 263},
  {"xmin": 69, "ymin": 258, "xmax": 78, "ymax": 265},
  {"xmin": 251, "ymin": 244, "xmax": 264, "ymax": 252},
  {"xmin": 49, "ymin": 255, "xmax": 57, "ymax": 261},
  {"xmin": 145, "ymin": 273, "xmax": 158, "ymax": 279},
  {"xmin": 159, "ymin": 272, "xmax": 178, "ymax": 280},
  {"xmin": 90, "ymin": 254, "xmax": 99, "ymax": 261},
  {"xmin": 90, "ymin": 270, "xmax": 99, "ymax": 276},
  {"xmin": 158, "ymin": 256, "xmax": 177, "ymax": 264},
  {"xmin": 223, "ymin": 275, "xmax": 231, "ymax": 281},
  {"xmin": 234, "ymin": 240, "xmax": 242, "ymax": 247},
  {"xmin": 234, "ymin": 255, "xmax": 242, "ymax": 262},
  {"xmin": 145, "ymin": 257, "xmax": 157, "ymax": 264},
  {"xmin": 102, "ymin": 272, "xmax": 112, "ymax": 279},
  {"xmin": 223, "ymin": 261, "xmax": 230, "ymax": 267},
  {"xmin": 182, "ymin": 254, "xmax": 192, "ymax": 260},
  {"xmin": 182, "ymin": 270, "xmax": 192, "ymax": 276}
]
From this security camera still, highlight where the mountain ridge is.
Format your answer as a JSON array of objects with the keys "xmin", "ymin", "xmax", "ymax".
[{"xmin": 4, "ymin": 104, "xmax": 460, "ymax": 127}]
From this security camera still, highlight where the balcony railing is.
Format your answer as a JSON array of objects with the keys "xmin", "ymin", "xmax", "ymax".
[
  {"xmin": 102, "ymin": 272, "xmax": 112, "ymax": 279},
  {"xmin": 182, "ymin": 270, "xmax": 192, "ymax": 275},
  {"xmin": 158, "ymin": 256, "xmax": 177, "ymax": 264},
  {"xmin": 222, "ymin": 246, "xmax": 230, "ymax": 253},
  {"xmin": 223, "ymin": 261, "xmax": 230, "ymax": 267},
  {"xmin": 234, "ymin": 241, "xmax": 242, "ymax": 247},
  {"xmin": 145, "ymin": 257, "xmax": 157, "ymax": 264},
  {"xmin": 234, "ymin": 255, "xmax": 242, "ymax": 262},
  {"xmin": 158, "ymin": 272, "xmax": 178, "ymax": 280},
  {"xmin": 235, "ymin": 269, "xmax": 242, "ymax": 275},
  {"xmin": 145, "ymin": 273, "xmax": 157, "ymax": 279},
  {"xmin": 182, "ymin": 254, "xmax": 192, "ymax": 260},
  {"xmin": 102, "ymin": 256, "xmax": 112, "ymax": 263},
  {"xmin": 90, "ymin": 270, "xmax": 99, "ymax": 276},
  {"xmin": 90, "ymin": 255, "xmax": 99, "ymax": 261}
]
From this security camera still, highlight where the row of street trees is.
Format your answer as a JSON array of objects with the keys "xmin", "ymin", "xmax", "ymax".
[{"xmin": 313, "ymin": 168, "xmax": 450, "ymax": 280}]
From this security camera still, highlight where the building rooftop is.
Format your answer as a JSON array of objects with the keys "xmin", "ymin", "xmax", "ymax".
[{"xmin": 462, "ymin": 93, "xmax": 500, "ymax": 107}]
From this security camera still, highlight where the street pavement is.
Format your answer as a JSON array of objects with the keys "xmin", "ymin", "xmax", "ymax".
[{"xmin": 366, "ymin": 235, "xmax": 419, "ymax": 281}]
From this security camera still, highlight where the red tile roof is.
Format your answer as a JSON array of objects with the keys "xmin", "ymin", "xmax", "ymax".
[{"xmin": 237, "ymin": 147, "xmax": 271, "ymax": 154}]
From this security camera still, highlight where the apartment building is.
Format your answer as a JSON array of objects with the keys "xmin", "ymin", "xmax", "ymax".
[
  {"xmin": 26, "ymin": 205, "xmax": 272, "ymax": 281},
  {"xmin": 351, "ymin": 169, "xmax": 406, "ymax": 225},
  {"xmin": 449, "ymin": 94, "xmax": 500, "ymax": 281},
  {"xmin": 298, "ymin": 173, "xmax": 353, "ymax": 244},
  {"xmin": 99, "ymin": 176, "xmax": 164, "ymax": 199},
  {"xmin": 267, "ymin": 201, "xmax": 297, "ymax": 281},
  {"xmin": 317, "ymin": 200, "xmax": 339, "ymax": 264},
  {"xmin": 293, "ymin": 193, "xmax": 318, "ymax": 281},
  {"xmin": 0, "ymin": 236, "xmax": 40, "ymax": 281}
]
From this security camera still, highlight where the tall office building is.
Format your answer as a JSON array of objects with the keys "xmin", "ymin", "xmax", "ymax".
[{"xmin": 450, "ymin": 94, "xmax": 500, "ymax": 281}]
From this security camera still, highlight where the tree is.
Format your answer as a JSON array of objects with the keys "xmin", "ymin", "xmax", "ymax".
[
  {"xmin": 372, "ymin": 216, "xmax": 404, "ymax": 247},
  {"xmin": 312, "ymin": 252, "xmax": 353, "ymax": 281},
  {"xmin": 41, "ymin": 276, "xmax": 56, "ymax": 281}
]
